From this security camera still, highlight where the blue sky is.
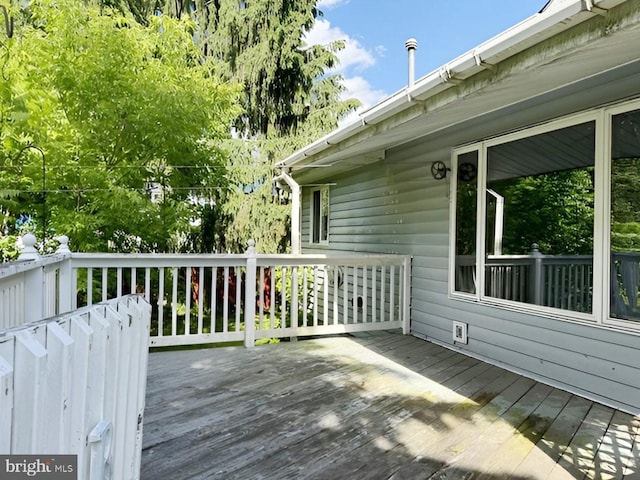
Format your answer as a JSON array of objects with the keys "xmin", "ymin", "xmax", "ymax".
[{"xmin": 306, "ymin": 0, "xmax": 548, "ymax": 111}]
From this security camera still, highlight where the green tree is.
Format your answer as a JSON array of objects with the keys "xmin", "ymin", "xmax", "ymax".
[
  {"xmin": 220, "ymin": 70, "xmax": 359, "ymax": 253},
  {"xmin": 78, "ymin": 0, "xmax": 360, "ymax": 253},
  {"xmin": 194, "ymin": 0, "xmax": 358, "ymax": 253},
  {"xmin": 0, "ymin": 0, "xmax": 240, "ymax": 255}
]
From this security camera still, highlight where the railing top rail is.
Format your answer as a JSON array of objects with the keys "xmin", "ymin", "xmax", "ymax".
[
  {"xmin": 0, "ymin": 253, "xmax": 70, "ymax": 279},
  {"xmin": 69, "ymin": 252, "xmax": 411, "ymax": 269},
  {"xmin": 71, "ymin": 253, "xmax": 250, "ymax": 268},
  {"xmin": 485, "ymin": 254, "xmax": 593, "ymax": 265},
  {"xmin": 538, "ymin": 255, "xmax": 593, "ymax": 266},
  {"xmin": 256, "ymin": 254, "xmax": 410, "ymax": 267}
]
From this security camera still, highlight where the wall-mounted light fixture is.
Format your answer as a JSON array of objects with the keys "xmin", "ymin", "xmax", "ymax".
[{"xmin": 430, "ymin": 161, "xmax": 450, "ymax": 180}]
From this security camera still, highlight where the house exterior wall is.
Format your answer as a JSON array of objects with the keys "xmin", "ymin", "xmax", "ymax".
[
  {"xmin": 290, "ymin": 1, "xmax": 640, "ymax": 415},
  {"xmin": 299, "ymin": 124, "xmax": 640, "ymax": 415}
]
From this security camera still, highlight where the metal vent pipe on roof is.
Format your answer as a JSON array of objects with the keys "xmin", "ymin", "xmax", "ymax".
[{"xmin": 405, "ymin": 38, "xmax": 418, "ymax": 87}]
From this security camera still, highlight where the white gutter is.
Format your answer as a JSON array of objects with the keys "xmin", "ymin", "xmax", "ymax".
[
  {"xmin": 272, "ymin": 171, "xmax": 301, "ymax": 254},
  {"xmin": 277, "ymin": 0, "xmax": 623, "ymax": 170}
]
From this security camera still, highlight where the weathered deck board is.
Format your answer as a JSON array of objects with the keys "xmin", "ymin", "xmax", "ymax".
[
  {"xmin": 511, "ymin": 395, "xmax": 593, "ymax": 479},
  {"xmin": 141, "ymin": 332, "xmax": 640, "ymax": 479},
  {"xmin": 624, "ymin": 416, "xmax": 640, "ymax": 479},
  {"xmin": 586, "ymin": 409, "xmax": 639, "ymax": 480}
]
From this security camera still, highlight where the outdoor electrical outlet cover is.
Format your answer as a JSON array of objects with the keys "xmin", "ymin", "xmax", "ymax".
[{"xmin": 453, "ymin": 321, "xmax": 468, "ymax": 344}]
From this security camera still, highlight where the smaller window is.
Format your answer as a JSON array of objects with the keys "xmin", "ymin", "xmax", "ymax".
[
  {"xmin": 454, "ymin": 150, "xmax": 479, "ymax": 295},
  {"xmin": 311, "ymin": 187, "xmax": 329, "ymax": 244}
]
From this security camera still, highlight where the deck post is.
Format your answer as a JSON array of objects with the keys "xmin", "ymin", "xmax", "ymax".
[
  {"xmin": 244, "ymin": 240, "xmax": 257, "ymax": 348},
  {"xmin": 402, "ymin": 256, "xmax": 412, "ymax": 335},
  {"xmin": 529, "ymin": 243, "xmax": 543, "ymax": 305},
  {"xmin": 55, "ymin": 235, "xmax": 74, "ymax": 314},
  {"xmin": 17, "ymin": 233, "xmax": 40, "ymax": 262},
  {"xmin": 18, "ymin": 234, "xmax": 44, "ymax": 322},
  {"xmin": 291, "ymin": 266, "xmax": 299, "ymax": 340}
]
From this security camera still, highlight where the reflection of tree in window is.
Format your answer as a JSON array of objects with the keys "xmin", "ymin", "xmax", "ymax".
[
  {"xmin": 456, "ymin": 182, "xmax": 477, "ymax": 255},
  {"xmin": 312, "ymin": 190, "xmax": 321, "ymax": 243},
  {"xmin": 312, "ymin": 187, "xmax": 329, "ymax": 243},
  {"xmin": 488, "ymin": 169, "xmax": 594, "ymax": 255},
  {"xmin": 611, "ymin": 158, "xmax": 640, "ymax": 252},
  {"xmin": 487, "ymin": 122, "xmax": 595, "ymax": 256}
]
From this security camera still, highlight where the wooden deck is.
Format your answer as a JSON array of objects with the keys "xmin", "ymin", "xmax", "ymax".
[{"xmin": 141, "ymin": 332, "xmax": 640, "ymax": 480}]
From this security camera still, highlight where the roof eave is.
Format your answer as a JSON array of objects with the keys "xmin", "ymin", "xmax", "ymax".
[{"xmin": 277, "ymin": 0, "xmax": 628, "ymax": 171}]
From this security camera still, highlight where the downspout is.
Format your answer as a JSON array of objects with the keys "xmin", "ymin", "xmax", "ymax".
[{"xmin": 273, "ymin": 170, "xmax": 301, "ymax": 254}]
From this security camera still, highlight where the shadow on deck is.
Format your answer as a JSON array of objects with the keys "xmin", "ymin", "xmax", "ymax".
[{"xmin": 141, "ymin": 331, "xmax": 640, "ymax": 480}]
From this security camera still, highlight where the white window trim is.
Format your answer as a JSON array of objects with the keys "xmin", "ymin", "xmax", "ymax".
[
  {"xmin": 449, "ymin": 98, "xmax": 640, "ymax": 333},
  {"xmin": 602, "ymin": 98, "xmax": 640, "ymax": 330}
]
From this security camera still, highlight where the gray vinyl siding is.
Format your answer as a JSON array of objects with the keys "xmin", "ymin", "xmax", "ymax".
[{"xmin": 299, "ymin": 140, "xmax": 640, "ymax": 415}]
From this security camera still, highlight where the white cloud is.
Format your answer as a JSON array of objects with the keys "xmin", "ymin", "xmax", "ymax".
[
  {"xmin": 304, "ymin": 19, "xmax": 374, "ymax": 73},
  {"xmin": 316, "ymin": 0, "xmax": 349, "ymax": 9},
  {"xmin": 336, "ymin": 76, "xmax": 388, "ymax": 126},
  {"xmin": 304, "ymin": 19, "xmax": 385, "ymax": 116},
  {"xmin": 341, "ymin": 76, "xmax": 387, "ymax": 111}
]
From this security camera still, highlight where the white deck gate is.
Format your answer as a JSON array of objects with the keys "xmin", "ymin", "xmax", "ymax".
[{"xmin": 0, "ymin": 295, "xmax": 150, "ymax": 480}]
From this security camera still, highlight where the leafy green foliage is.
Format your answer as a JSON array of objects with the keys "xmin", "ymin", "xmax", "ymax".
[
  {"xmin": 611, "ymin": 157, "xmax": 640, "ymax": 252},
  {"xmin": 195, "ymin": 0, "xmax": 328, "ymax": 136},
  {"xmin": 217, "ymin": 138, "xmax": 290, "ymax": 253},
  {"xmin": 197, "ymin": 1, "xmax": 359, "ymax": 253},
  {"xmin": 141, "ymin": 0, "xmax": 360, "ymax": 253},
  {"xmin": 455, "ymin": 182, "xmax": 477, "ymax": 256},
  {"xmin": 0, "ymin": 233, "xmax": 19, "ymax": 261},
  {"xmin": 1, "ymin": 0, "xmax": 360, "ymax": 257},
  {"xmin": 0, "ymin": 0, "xmax": 240, "ymax": 253}
]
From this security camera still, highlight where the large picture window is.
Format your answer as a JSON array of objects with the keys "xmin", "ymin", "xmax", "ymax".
[
  {"xmin": 451, "ymin": 99, "xmax": 640, "ymax": 330},
  {"xmin": 484, "ymin": 121, "xmax": 595, "ymax": 313}
]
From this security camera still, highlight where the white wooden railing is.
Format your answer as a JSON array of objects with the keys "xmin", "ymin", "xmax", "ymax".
[
  {"xmin": 0, "ymin": 235, "xmax": 72, "ymax": 329},
  {"xmin": 0, "ymin": 236, "xmax": 411, "ymax": 348},
  {"xmin": 70, "ymin": 241, "xmax": 412, "ymax": 348},
  {"xmin": 0, "ymin": 295, "xmax": 150, "ymax": 480}
]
